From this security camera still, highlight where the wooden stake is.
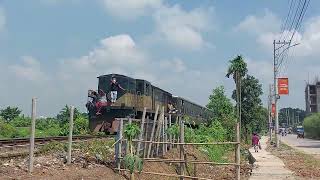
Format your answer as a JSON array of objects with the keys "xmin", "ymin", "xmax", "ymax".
[
  {"xmin": 67, "ymin": 106, "xmax": 74, "ymax": 165},
  {"xmin": 147, "ymin": 105, "xmax": 159, "ymax": 158},
  {"xmin": 137, "ymin": 107, "xmax": 147, "ymax": 156},
  {"xmin": 28, "ymin": 97, "xmax": 36, "ymax": 173}
]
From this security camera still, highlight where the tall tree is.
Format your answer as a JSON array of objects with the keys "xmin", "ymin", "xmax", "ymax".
[
  {"xmin": 206, "ymin": 86, "xmax": 236, "ymax": 140},
  {"xmin": 0, "ymin": 106, "xmax": 22, "ymax": 122},
  {"xmin": 226, "ymin": 55, "xmax": 248, "ymax": 81},
  {"xmin": 232, "ymin": 75, "xmax": 264, "ymax": 142}
]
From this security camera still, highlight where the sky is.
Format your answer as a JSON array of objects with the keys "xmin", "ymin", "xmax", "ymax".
[{"xmin": 1, "ymin": 0, "xmax": 320, "ymax": 117}]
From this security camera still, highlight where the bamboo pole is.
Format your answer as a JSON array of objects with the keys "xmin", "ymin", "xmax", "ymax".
[
  {"xmin": 115, "ymin": 169, "xmax": 213, "ymax": 180},
  {"xmin": 67, "ymin": 106, "xmax": 74, "ymax": 165},
  {"xmin": 137, "ymin": 107, "xmax": 147, "ymax": 156},
  {"xmin": 164, "ymin": 116, "xmax": 168, "ymax": 154},
  {"xmin": 117, "ymin": 118, "xmax": 124, "ymax": 172},
  {"xmin": 235, "ymin": 122, "xmax": 241, "ymax": 180},
  {"xmin": 28, "ymin": 97, "xmax": 36, "ymax": 173},
  {"xmin": 132, "ymin": 140, "xmax": 239, "ymax": 145},
  {"xmin": 147, "ymin": 105, "xmax": 159, "ymax": 158},
  {"xmin": 169, "ymin": 114, "xmax": 172, "ymax": 150},
  {"xmin": 179, "ymin": 120, "xmax": 185, "ymax": 180},
  {"xmin": 155, "ymin": 106, "xmax": 164, "ymax": 156},
  {"xmin": 143, "ymin": 116, "xmax": 149, "ymax": 158}
]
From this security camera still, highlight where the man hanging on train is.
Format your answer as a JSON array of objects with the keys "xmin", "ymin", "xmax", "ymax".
[{"xmin": 110, "ymin": 76, "xmax": 126, "ymax": 103}]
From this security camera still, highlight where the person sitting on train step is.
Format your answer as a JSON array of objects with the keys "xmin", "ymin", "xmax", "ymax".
[
  {"xmin": 110, "ymin": 76, "xmax": 125, "ymax": 103},
  {"xmin": 168, "ymin": 102, "xmax": 178, "ymax": 114},
  {"xmin": 96, "ymin": 89, "xmax": 108, "ymax": 115},
  {"xmin": 86, "ymin": 90, "xmax": 98, "ymax": 112}
]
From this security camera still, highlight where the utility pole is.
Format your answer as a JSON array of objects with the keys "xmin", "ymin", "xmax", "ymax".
[
  {"xmin": 273, "ymin": 40, "xmax": 291, "ymax": 148},
  {"xmin": 268, "ymin": 84, "xmax": 272, "ymax": 141}
]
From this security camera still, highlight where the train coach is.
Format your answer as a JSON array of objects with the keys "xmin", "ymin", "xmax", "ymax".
[{"xmin": 86, "ymin": 74, "xmax": 212, "ymax": 133}]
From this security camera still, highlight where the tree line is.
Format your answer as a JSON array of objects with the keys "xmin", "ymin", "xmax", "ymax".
[{"xmin": 0, "ymin": 105, "xmax": 89, "ymax": 138}]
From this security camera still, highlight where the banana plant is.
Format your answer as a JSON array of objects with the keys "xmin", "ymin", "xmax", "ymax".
[{"xmin": 123, "ymin": 123, "xmax": 143, "ymax": 180}]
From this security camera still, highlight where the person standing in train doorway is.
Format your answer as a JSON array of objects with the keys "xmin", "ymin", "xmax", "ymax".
[{"xmin": 110, "ymin": 76, "xmax": 126, "ymax": 104}]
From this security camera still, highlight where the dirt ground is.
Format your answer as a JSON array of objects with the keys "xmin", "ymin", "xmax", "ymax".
[
  {"xmin": 266, "ymin": 142, "xmax": 320, "ymax": 179},
  {"xmin": 0, "ymin": 144, "xmax": 252, "ymax": 180}
]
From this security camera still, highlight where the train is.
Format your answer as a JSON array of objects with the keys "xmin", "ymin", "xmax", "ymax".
[{"xmin": 86, "ymin": 74, "xmax": 213, "ymax": 133}]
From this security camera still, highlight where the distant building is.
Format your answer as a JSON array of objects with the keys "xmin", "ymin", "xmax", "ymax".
[{"xmin": 305, "ymin": 81, "xmax": 320, "ymax": 114}]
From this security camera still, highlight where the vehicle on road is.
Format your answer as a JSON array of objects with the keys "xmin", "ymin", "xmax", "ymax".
[{"xmin": 296, "ymin": 126, "xmax": 304, "ymax": 139}]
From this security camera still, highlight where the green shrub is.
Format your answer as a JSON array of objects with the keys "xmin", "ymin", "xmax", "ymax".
[
  {"xmin": 185, "ymin": 120, "xmax": 231, "ymax": 162},
  {"xmin": 303, "ymin": 113, "xmax": 320, "ymax": 138},
  {"xmin": 60, "ymin": 116, "xmax": 89, "ymax": 136},
  {"xmin": 10, "ymin": 116, "xmax": 31, "ymax": 127},
  {"xmin": 0, "ymin": 119, "xmax": 19, "ymax": 138}
]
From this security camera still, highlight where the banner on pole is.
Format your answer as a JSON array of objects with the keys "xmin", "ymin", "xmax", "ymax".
[
  {"xmin": 271, "ymin": 103, "xmax": 276, "ymax": 117},
  {"xmin": 278, "ymin": 77, "xmax": 289, "ymax": 95}
]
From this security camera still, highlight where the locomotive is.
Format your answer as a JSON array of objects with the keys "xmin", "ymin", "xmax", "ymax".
[{"xmin": 86, "ymin": 74, "xmax": 212, "ymax": 133}]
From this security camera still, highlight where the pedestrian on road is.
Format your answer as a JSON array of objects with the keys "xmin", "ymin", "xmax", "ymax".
[{"xmin": 252, "ymin": 132, "xmax": 260, "ymax": 152}]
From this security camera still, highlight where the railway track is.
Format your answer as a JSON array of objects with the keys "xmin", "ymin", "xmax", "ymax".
[{"xmin": 0, "ymin": 135, "xmax": 115, "ymax": 148}]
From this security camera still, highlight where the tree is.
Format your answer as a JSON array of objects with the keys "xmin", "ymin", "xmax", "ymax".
[
  {"xmin": 226, "ymin": 55, "xmax": 248, "ymax": 82},
  {"xmin": 206, "ymin": 86, "xmax": 236, "ymax": 140},
  {"xmin": 232, "ymin": 75, "xmax": 264, "ymax": 142},
  {"xmin": 0, "ymin": 106, "xmax": 22, "ymax": 122},
  {"xmin": 226, "ymin": 55, "xmax": 248, "ymax": 141},
  {"xmin": 56, "ymin": 105, "xmax": 81, "ymax": 125},
  {"xmin": 278, "ymin": 107, "xmax": 306, "ymax": 126}
]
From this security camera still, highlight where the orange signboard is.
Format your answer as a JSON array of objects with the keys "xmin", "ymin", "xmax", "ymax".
[
  {"xmin": 278, "ymin": 77, "xmax": 289, "ymax": 95},
  {"xmin": 271, "ymin": 103, "xmax": 276, "ymax": 117}
]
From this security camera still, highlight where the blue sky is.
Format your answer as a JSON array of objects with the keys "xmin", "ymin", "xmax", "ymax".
[{"xmin": 1, "ymin": 0, "xmax": 320, "ymax": 116}]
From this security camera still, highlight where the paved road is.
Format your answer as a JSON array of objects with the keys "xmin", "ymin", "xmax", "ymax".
[{"xmin": 280, "ymin": 134, "xmax": 320, "ymax": 158}]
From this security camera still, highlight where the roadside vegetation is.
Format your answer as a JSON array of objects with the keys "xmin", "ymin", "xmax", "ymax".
[
  {"xmin": 303, "ymin": 113, "xmax": 320, "ymax": 139},
  {"xmin": 0, "ymin": 105, "xmax": 89, "ymax": 139},
  {"xmin": 182, "ymin": 55, "xmax": 268, "ymax": 163},
  {"xmin": 267, "ymin": 142, "xmax": 320, "ymax": 178}
]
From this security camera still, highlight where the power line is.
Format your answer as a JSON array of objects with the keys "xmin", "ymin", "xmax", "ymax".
[{"xmin": 280, "ymin": 0, "xmax": 296, "ymax": 41}]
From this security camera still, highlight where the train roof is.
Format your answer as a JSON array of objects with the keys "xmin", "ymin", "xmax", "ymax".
[
  {"xmin": 173, "ymin": 96, "xmax": 207, "ymax": 109},
  {"xmin": 97, "ymin": 74, "xmax": 132, "ymax": 79}
]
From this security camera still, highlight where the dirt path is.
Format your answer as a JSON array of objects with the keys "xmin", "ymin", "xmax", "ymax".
[{"xmin": 249, "ymin": 136, "xmax": 295, "ymax": 180}]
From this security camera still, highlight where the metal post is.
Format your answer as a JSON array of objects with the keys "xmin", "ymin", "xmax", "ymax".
[
  {"xmin": 273, "ymin": 40, "xmax": 279, "ymax": 148},
  {"xmin": 28, "ymin": 97, "xmax": 36, "ymax": 173},
  {"xmin": 235, "ymin": 122, "xmax": 240, "ymax": 180},
  {"xmin": 67, "ymin": 106, "xmax": 74, "ymax": 164}
]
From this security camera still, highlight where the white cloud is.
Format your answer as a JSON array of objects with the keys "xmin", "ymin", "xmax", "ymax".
[
  {"xmin": 102, "ymin": 0, "xmax": 162, "ymax": 20},
  {"xmin": 160, "ymin": 58, "xmax": 187, "ymax": 73},
  {"xmin": 60, "ymin": 34, "xmax": 147, "ymax": 76},
  {"xmin": 235, "ymin": 9, "xmax": 280, "ymax": 35},
  {"xmin": 9, "ymin": 56, "xmax": 46, "ymax": 81},
  {"xmin": 0, "ymin": 6, "xmax": 6, "ymax": 32},
  {"xmin": 153, "ymin": 4, "xmax": 213, "ymax": 50}
]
